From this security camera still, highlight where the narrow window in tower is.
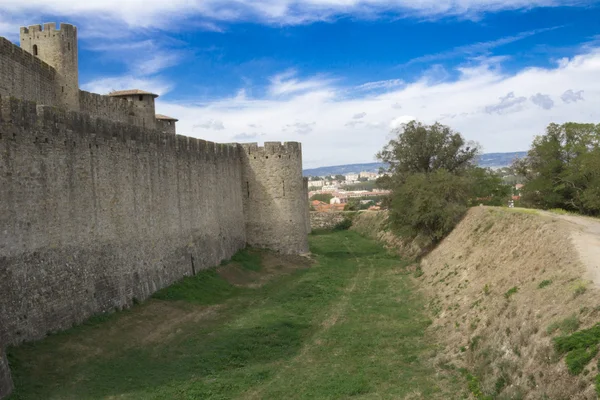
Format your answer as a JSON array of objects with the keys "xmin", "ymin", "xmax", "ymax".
[
  {"xmin": 68, "ymin": 42, "xmax": 71, "ymax": 51},
  {"xmin": 282, "ymin": 180, "xmax": 285, "ymax": 197},
  {"xmin": 61, "ymin": 86, "xmax": 64, "ymax": 93},
  {"xmin": 247, "ymin": 181, "xmax": 250, "ymax": 198},
  {"xmin": 33, "ymin": 45, "xmax": 38, "ymax": 56},
  {"xmin": 139, "ymin": 95, "xmax": 143, "ymax": 101}
]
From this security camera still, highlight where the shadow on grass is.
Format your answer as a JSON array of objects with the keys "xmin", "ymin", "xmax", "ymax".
[{"xmin": 9, "ymin": 320, "xmax": 309, "ymax": 399}]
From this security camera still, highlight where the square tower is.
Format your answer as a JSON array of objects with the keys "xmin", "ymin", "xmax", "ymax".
[{"xmin": 19, "ymin": 23, "xmax": 79, "ymax": 110}]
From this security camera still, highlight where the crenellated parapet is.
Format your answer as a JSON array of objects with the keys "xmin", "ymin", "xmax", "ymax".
[{"xmin": 0, "ymin": 95, "xmax": 240, "ymax": 163}]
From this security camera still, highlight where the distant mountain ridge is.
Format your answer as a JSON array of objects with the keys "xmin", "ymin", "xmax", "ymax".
[{"xmin": 303, "ymin": 152, "xmax": 527, "ymax": 176}]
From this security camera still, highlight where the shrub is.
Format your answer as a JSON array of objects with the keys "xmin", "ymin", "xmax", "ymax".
[
  {"xmin": 573, "ymin": 282, "xmax": 587, "ymax": 298},
  {"xmin": 388, "ymin": 170, "xmax": 471, "ymax": 242},
  {"xmin": 333, "ymin": 217, "xmax": 353, "ymax": 231},
  {"xmin": 565, "ymin": 345, "xmax": 598, "ymax": 375},
  {"xmin": 413, "ymin": 266, "xmax": 424, "ymax": 278}
]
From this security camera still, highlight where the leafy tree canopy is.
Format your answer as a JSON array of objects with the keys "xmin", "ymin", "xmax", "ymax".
[
  {"xmin": 376, "ymin": 121, "xmax": 510, "ymax": 242},
  {"xmin": 377, "ymin": 120, "xmax": 480, "ymax": 177},
  {"xmin": 513, "ymin": 122, "xmax": 600, "ymax": 215}
]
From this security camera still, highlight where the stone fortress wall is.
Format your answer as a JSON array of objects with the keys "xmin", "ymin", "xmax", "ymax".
[
  {"xmin": 0, "ymin": 37, "xmax": 58, "ymax": 105},
  {"xmin": 1, "ymin": 24, "xmax": 156, "ymax": 131},
  {"xmin": 0, "ymin": 22, "xmax": 310, "ymax": 398},
  {"xmin": 79, "ymin": 90, "xmax": 139, "ymax": 126}
]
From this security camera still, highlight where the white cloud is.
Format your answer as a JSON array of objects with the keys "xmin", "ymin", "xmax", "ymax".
[
  {"xmin": 269, "ymin": 70, "xmax": 335, "ymax": 96},
  {"xmin": 193, "ymin": 119, "xmax": 226, "ymax": 130},
  {"xmin": 355, "ymin": 79, "xmax": 404, "ymax": 92},
  {"xmin": 81, "ymin": 76, "xmax": 173, "ymax": 96},
  {"xmin": 390, "ymin": 116, "xmax": 417, "ymax": 129},
  {"xmin": 232, "ymin": 132, "xmax": 264, "ymax": 140},
  {"xmin": 156, "ymin": 47, "xmax": 600, "ymax": 168},
  {"xmin": 0, "ymin": 0, "xmax": 590, "ymax": 32},
  {"xmin": 353, "ymin": 112, "xmax": 367, "ymax": 119},
  {"xmin": 284, "ymin": 121, "xmax": 316, "ymax": 135}
]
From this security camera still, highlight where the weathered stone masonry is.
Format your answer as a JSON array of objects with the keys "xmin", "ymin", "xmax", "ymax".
[{"xmin": 0, "ymin": 22, "xmax": 310, "ymax": 398}]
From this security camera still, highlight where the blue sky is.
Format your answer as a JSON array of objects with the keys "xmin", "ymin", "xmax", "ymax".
[{"xmin": 1, "ymin": 1, "xmax": 599, "ymax": 167}]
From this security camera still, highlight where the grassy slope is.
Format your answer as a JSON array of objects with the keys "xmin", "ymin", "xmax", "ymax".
[{"xmin": 7, "ymin": 231, "xmax": 458, "ymax": 400}]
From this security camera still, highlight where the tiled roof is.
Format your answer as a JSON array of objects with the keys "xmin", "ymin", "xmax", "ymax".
[
  {"xmin": 156, "ymin": 114, "xmax": 179, "ymax": 121},
  {"xmin": 108, "ymin": 89, "xmax": 159, "ymax": 98}
]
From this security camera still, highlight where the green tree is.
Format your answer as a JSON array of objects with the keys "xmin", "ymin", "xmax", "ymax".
[
  {"xmin": 513, "ymin": 123, "xmax": 600, "ymax": 215},
  {"xmin": 377, "ymin": 120, "xmax": 480, "ymax": 177},
  {"xmin": 310, "ymin": 193, "xmax": 334, "ymax": 204},
  {"xmin": 389, "ymin": 170, "xmax": 471, "ymax": 241},
  {"xmin": 468, "ymin": 167, "xmax": 512, "ymax": 206},
  {"xmin": 377, "ymin": 121, "xmax": 481, "ymax": 242}
]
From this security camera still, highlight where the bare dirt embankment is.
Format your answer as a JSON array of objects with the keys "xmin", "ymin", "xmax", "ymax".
[{"xmin": 353, "ymin": 207, "xmax": 600, "ymax": 399}]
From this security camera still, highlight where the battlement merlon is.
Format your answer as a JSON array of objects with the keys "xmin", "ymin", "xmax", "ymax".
[
  {"xmin": 20, "ymin": 23, "xmax": 77, "ymax": 35},
  {"xmin": 240, "ymin": 141, "xmax": 302, "ymax": 156}
]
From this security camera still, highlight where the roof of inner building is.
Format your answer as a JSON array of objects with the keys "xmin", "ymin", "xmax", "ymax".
[
  {"xmin": 155, "ymin": 114, "xmax": 179, "ymax": 122},
  {"xmin": 108, "ymin": 89, "xmax": 159, "ymax": 98}
]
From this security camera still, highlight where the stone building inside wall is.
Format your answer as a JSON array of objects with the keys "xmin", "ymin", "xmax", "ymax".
[{"xmin": 0, "ymin": 22, "xmax": 310, "ymax": 399}]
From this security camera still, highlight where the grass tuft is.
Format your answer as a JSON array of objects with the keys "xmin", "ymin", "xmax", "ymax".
[
  {"xmin": 537, "ymin": 280, "xmax": 553, "ymax": 289},
  {"xmin": 504, "ymin": 286, "xmax": 519, "ymax": 299},
  {"xmin": 547, "ymin": 314, "xmax": 580, "ymax": 336}
]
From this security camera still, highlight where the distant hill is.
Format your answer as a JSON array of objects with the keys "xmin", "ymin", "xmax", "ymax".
[{"xmin": 303, "ymin": 152, "xmax": 527, "ymax": 176}]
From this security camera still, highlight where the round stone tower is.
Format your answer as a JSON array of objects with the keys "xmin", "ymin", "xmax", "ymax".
[
  {"xmin": 19, "ymin": 23, "xmax": 79, "ymax": 110},
  {"xmin": 240, "ymin": 142, "xmax": 310, "ymax": 255}
]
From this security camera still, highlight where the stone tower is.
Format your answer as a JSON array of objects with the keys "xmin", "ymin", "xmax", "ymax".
[
  {"xmin": 19, "ymin": 23, "xmax": 79, "ymax": 110},
  {"xmin": 240, "ymin": 142, "xmax": 310, "ymax": 255},
  {"xmin": 156, "ymin": 114, "xmax": 178, "ymax": 135},
  {"xmin": 109, "ymin": 90, "xmax": 158, "ymax": 129}
]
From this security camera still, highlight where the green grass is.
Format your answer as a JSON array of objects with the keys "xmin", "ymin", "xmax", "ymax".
[
  {"xmin": 537, "ymin": 280, "xmax": 553, "ymax": 289},
  {"xmin": 564, "ymin": 345, "xmax": 598, "ymax": 375},
  {"xmin": 152, "ymin": 268, "xmax": 243, "ymax": 304},
  {"xmin": 8, "ymin": 231, "xmax": 455, "ymax": 400},
  {"xmin": 547, "ymin": 314, "xmax": 580, "ymax": 336},
  {"xmin": 504, "ymin": 286, "xmax": 519, "ymax": 299},
  {"xmin": 229, "ymin": 248, "xmax": 263, "ymax": 271},
  {"xmin": 552, "ymin": 323, "xmax": 600, "ymax": 380}
]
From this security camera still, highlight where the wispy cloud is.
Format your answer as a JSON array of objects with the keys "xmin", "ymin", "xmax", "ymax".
[
  {"xmin": 81, "ymin": 76, "xmax": 173, "ymax": 96},
  {"xmin": 0, "ymin": 1, "xmax": 590, "ymax": 31},
  {"xmin": 402, "ymin": 26, "xmax": 564, "ymax": 66},
  {"xmin": 268, "ymin": 70, "xmax": 336, "ymax": 96},
  {"xmin": 355, "ymin": 79, "xmax": 404, "ymax": 92}
]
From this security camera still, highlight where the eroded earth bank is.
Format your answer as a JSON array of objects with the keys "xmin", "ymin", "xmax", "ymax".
[{"xmin": 354, "ymin": 207, "xmax": 600, "ymax": 399}]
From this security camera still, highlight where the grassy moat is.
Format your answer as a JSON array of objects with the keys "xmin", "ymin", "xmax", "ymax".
[{"xmin": 8, "ymin": 231, "xmax": 460, "ymax": 399}]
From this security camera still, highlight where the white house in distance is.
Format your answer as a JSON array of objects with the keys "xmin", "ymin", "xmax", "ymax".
[
  {"xmin": 345, "ymin": 173, "xmax": 359, "ymax": 181},
  {"xmin": 330, "ymin": 196, "xmax": 348, "ymax": 205},
  {"xmin": 359, "ymin": 171, "xmax": 378, "ymax": 180}
]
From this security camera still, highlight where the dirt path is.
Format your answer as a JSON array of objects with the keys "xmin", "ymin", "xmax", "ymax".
[{"xmin": 539, "ymin": 211, "xmax": 600, "ymax": 287}]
